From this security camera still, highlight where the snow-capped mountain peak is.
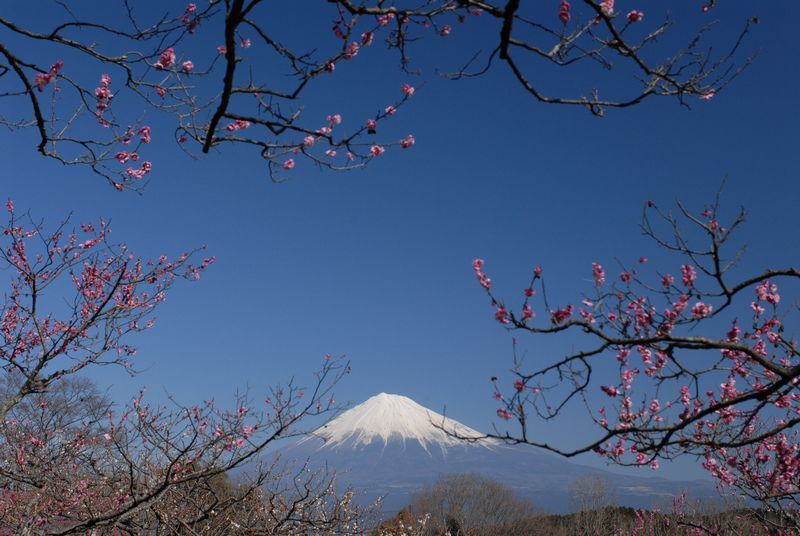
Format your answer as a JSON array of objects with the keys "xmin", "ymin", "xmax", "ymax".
[{"xmin": 307, "ymin": 392, "xmax": 489, "ymax": 451}]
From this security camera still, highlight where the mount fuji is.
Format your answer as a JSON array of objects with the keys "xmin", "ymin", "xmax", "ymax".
[{"xmin": 278, "ymin": 393, "xmax": 718, "ymax": 513}]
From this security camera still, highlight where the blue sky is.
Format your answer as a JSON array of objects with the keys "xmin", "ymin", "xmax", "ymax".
[{"xmin": 2, "ymin": 2, "xmax": 799, "ymax": 480}]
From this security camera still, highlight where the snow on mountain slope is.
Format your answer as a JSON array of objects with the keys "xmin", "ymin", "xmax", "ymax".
[
  {"xmin": 279, "ymin": 393, "xmax": 721, "ymax": 513},
  {"xmin": 302, "ymin": 392, "xmax": 491, "ymax": 451}
]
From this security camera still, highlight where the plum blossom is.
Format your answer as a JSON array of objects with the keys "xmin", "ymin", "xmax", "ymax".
[
  {"xmin": 282, "ymin": 158, "xmax": 295, "ymax": 170},
  {"xmin": 756, "ymin": 280, "xmax": 780, "ymax": 304},
  {"xmin": 126, "ymin": 161, "xmax": 152, "ymax": 181},
  {"xmin": 700, "ymin": 89, "xmax": 716, "ymax": 100},
  {"xmin": 138, "ymin": 126, "xmax": 152, "ymax": 144},
  {"xmin": 401, "ymin": 83, "xmax": 415, "ymax": 97},
  {"xmin": 399, "ymin": 134, "xmax": 415, "ymax": 149},
  {"xmin": 627, "ymin": 10, "xmax": 644, "ymax": 23},
  {"xmin": 439, "ymin": 25, "xmax": 452, "ymax": 36},
  {"xmin": 94, "ymin": 74, "xmax": 114, "ymax": 123},
  {"xmin": 369, "ymin": 145, "xmax": 385, "ymax": 157},
  {"xmin": 34, "ymin": 60, "xmax": 63, "ymax": 92},
  {"xmin": 225, "ymin": 119, "xmax": 250, "ymax": 132},
  {"xmin": 181, "ymin": 60, "xmax": 194, "ymax": 73},
  {"xmin": 343, "ymin": 41, "xmax": 360, "ymax": 60},
  {"xmin": 303, "ymin": 135, "xmax": 315, "ymax": 147},
  {"xmin": 154, "ymin": 48, "xmax": 176, "ymax": 69},
  {"xmin": 522, "ymin": 304, "xmax": 534, "ymax": 321},
  {"xmin": 495, "ymin": 306, "xmax": 509, "ymax": 324},
  {"xmin": 377, "ymin": 13, "xmax": 395, "ymax": 26},
  {"xmin": 681, "ymin": 264, "xmax": 696, "ymax": 287},
  {"xmin": 559, "ymin": 0, "xmax": 571, "ymax": 23},
  {"xmin": 592, "ymin": 262, "xmax": 605, "ymax": 286},
  {"xmin": 366, "ymin": 119, "xmax": 377, "ymax": 134},
  {"xmin": 600, "ymin": 0, "xmax": 614, "ymax": 15},
  {"xmin": 496, "ymin": 408, "xmax": 512, "ymax": 420},
  {"xmin": 472, "ymin": 258, "xmax": 491, "ymax": 290},
  {"xmin": 550, "ymin": 304, "xmax": 573, "ymax": 324},
  {"xmin": 601, "ymin": 385, "xmax": 618, "ymax": 397}
]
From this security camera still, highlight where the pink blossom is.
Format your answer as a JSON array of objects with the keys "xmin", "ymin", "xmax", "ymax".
[
  {"xmin": 514, "ymin": 379, "xmax": 525, "ymax": 392},
  {"xmin": 681, "ymin": 264, "xmax": 696, "ymax": 287},
  {"xmin": 125, "ymin": 161, "xmax": 152, "ymax": 181},
  {"xmin": 361, "ymin": 31, "xmax": 374, "ymax": 46},
  {"xmin": 385, "ymin": 105, "xmax": 396, "ymax": 116},
  {"xmin": 327, "ymin": 114, "xmax": 342, "ymax": 125},
  {"xmin": 154, "ymin": 48, "xmax": 176, "ymax": 70},
  {"xmin": 217, "ymin": 45, "xmax": 227, "ymax": 55},
  {"xmin": 366, "ymin": 119, "xmax": 377, "ymax": 133},
  {"xmin": 282, "ymin": 158, "xmax": 295, "ymax": 170},
  {"xmin": 343, "ymin": 41, "xmax": 360, "ymax": 60},
  {"xmin": 399, "ymin": 134, "xmax": 415, "ymax": 149},
  {"xmin": 691, "ymin": 301, "xmax": 712, "ymax": 318},
  {"xmin": 95, "ymin": 74, "xmax": 113, "ymax": 114},
  {"xmin": 627, "ymin": 10, "xmax": 644, "ymax": 23},
  {"xmin": 401, "ymin": 83, "xmax": 415, "ymax": 97},
  {"xmin": 439, "ymin": 25, "xmax": 452, "ymax": 36},
  {"xmin": 138, "ymin": 126, "xmax": 152, "ymax": 144},
  {"xmin": 103, "ymin": 433, "xmax": 113, "ymax": 441},
  {"xmin": 325, "ymin": 149, "xmax": 337, "ymax": 157},
  {"xmin": 559, "ymin": 0, "xmax": 571, "ymax": 23},
  {"xmin": 550, "ymin": 304, "xmax": 573, "ymax": 324},
  {"xmin": 496, "ymin": 408, "xmax": 512, "ymax": 420},
  {"xmin": 533, "ymin": 266, "xmax": 543, "ymax": 277},
  {"xmin": 33, "ymin": 60, "xmax": 63, "ymax": 92},
  {"xmin": 472, "ymin": 258, "xmax": 491, "ymax": 290},
  {"xmin": 377, "ymin": 13, "xmax": 395, "ymax": 26},
  {"xmin": 303, "ymin": 135, "xmax": 315, "ymax": 147},
  {"xmin": 601, "ymin": 385, "xmax": 618, "ymax": 397},
  {"xmin": 600, "ymin": 0, "xmax": 614, "ymax": 15},
  {"xmin": 240, "ymin": 38, "xmax": 251, "ymax": 49},
  {"xmin": 756, "ymin": 280, "xmax": 780, "ymax": 304},
  {"xmin": 592, "ymin": 262, "xmax": 605, "ymax": 286},
  {"xmin": 522, "ymin": 304, "xmax": 535, "ymax": 321},
  {"xmin": 181, "ymin": 60, "xmax": 194, "ymax": 73},
  {"xmin": 370, "ymin": 145, "xmax": 385, "ymax": 157},
  {"xmin": 225, "ymin": 119, "xmax": 250, "ymax": 132},
  {"xmin": 700, "ymin": 90, "xmax": 716, "ymax": 100}
]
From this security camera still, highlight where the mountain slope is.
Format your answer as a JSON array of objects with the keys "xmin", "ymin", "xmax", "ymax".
[{"xmin": 279, "ymin": 393, "xmax": 718, "ymax": 513}]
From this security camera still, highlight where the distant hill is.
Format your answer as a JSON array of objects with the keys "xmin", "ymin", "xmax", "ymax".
[{"xmin": 277, "ymin": 392, "xmax": 719, "ymax": 513}]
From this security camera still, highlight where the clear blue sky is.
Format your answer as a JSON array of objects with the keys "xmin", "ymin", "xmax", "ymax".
[{"xmin": 3, "ymin": 2, "xmax": 798, "ymax": 480}]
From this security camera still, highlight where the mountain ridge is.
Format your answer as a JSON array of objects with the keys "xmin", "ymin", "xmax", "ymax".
[{"xmin": 279, "ymin": 392, "xmax": 719, "ymax": 513}]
